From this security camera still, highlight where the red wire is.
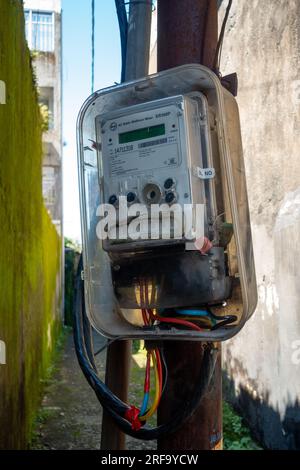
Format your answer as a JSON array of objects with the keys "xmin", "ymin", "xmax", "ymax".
[
  {"xmin": 144, "ymin": 352, "xmax": 151, "ymax": 393},
  {"xmin": 140, "ymin": 281, "xmax": 150, "ymax": 326},
  {"xmin": 147, "ymin": 308, "xmax": 156, "ymax": 321},
  {"xmin": 142, "ymin": 308, "xmax": 149, "ymax": 325},
  {"xmin": 148, "ymin": 309, "xmax": 203, "ymax": 332},
  {"xmin": 147, "ymin": 308, "xmax": 203, "ymax": 332},
  {"xmin": 155, "ymin": 349, "xmax": 163, "ymax": 396}
]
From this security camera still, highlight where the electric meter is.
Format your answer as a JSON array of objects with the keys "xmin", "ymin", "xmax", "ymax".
[
  {"xmin": 77, "ymin": 64, "xmax": 257, "ymax": 342},
  {"xmin": 100, "ymin": 95, "xmax": 206, "ymax": 214},
  {"xmin": 98, "ymin": 93, "xmax": 213, "ymax": 251}
]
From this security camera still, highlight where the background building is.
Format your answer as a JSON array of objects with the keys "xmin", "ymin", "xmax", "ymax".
[{"xmin": 24, "ymin": 0, "xmax": 63, "ymax": 234}]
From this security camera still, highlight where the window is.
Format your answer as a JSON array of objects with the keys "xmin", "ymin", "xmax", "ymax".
[
  {"xmin": 25, "ymin": 10, "xmax": 54, "ymax": 52},
  {"xmin": 39, "ymin": 87, "xmax": 54, "ymax": 130},
  {"xmin": 24, "ymin": 11, "xmax": 30, "ymax": 40},
  {"xmin": 43, "ymin": 167, "xmax": 56, "ymax": 206}
]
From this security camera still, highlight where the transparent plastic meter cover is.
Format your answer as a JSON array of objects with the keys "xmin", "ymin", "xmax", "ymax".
[{"xmin": 77, "ymin": 64, "xmax": 257, "ymax": 341}]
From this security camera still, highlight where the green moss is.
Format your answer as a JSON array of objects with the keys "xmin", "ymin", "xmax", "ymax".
[{"xmin": 0, "ymin": 0, "xmax": 61, "ymax": 449}]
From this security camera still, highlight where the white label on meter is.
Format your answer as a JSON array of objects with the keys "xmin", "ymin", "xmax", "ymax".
[
  {"xmin": 110, "ymin": 143, "xmax": 179, "ymax": 177},
  {"xmin": 196, "ymin": 167, "xmax": 216, "ymax": 180}
]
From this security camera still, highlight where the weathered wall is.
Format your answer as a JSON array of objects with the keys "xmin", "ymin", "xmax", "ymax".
[
  {"xmin": 219, "ymin": 0, "xmax": 300, "ymax": 449},
  {"xmin": 0, "ymin": 0, "xmax": 61, "ymax": 449}
]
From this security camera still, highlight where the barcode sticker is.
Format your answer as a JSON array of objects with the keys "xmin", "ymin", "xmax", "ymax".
[{"xmin": 139, "ymin": 138, "xmax": 168, "ymax": 149}]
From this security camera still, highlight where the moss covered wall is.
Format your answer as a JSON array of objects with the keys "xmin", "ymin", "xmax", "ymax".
[{"xmin": 0, "ymin": 0, "xmax": 61, "ymax": 449}]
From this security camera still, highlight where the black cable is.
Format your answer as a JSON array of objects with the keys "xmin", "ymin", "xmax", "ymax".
[
  {"xmin": 206, "ymin": 307, "xmax": 238, "ymax": 330},
  {"xmin": 73, "ymin": 256, "xmax": 218, "ymax": 440},
  {"xmin": 213, "ymin": 0, "xmax": 233, "ymax": 74},
  {"xmin": 81, "ymin": 278, "xmax": 97, "ymax": 369},
  {"xmin": 211, "ymin": 318, "xmax": 236, "ymax": 330},
  {"xmin": 94, "ymin": 338, "xmax": 119, "ymax": 356},
  {"xmin": 160, "ymin": 347, "xmax": 168, "ymax": 398},
  {"xmin": 115, "ymin": 0, "xmax": 128, "ymax": 83},
  {"xmin": 73, "ymin": 266, "xmax": 128, "ymax": 414},
  {"xmin": 124, "ymin": 1, "xmax": 155, "ymax": 11}
]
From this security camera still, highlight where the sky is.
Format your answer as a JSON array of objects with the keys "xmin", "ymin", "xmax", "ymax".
[{"xmin": 62, "ymin": 0, "xmax": 121, "ymax": 242}]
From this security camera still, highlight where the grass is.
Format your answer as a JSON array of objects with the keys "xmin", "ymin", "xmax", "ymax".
[
  {"xmin": 39, "ymin": 326, "xmax": 71, "ymax": 386},
  {"xmin": 29, "ymin": 327, "xmax": 71, "ymax": 448},
  {"xmin": 223, "ymin": 401, "xmax": 261, "ymax": 450}
]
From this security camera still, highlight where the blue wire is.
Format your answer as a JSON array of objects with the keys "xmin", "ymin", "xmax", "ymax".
[
  {"xmin": 175, "ymin": 309, "xmax": 217, "ymax": 326},
  {"xmin": 175, "ymin": 309, "xmax": 211, "ymax": 317},
  {"xmin": 140, "ymin": 392, "xmax": 150, "ymax": 416}
]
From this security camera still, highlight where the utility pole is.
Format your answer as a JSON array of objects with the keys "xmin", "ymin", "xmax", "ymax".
[
  {"xmin": 157, "ymin": 0, "xmax": 223, "ymax": 451},
  {"xmin": 101, "ymin": 0, "xmax": 152, "ymax": 451},
  {"xmin": 125, "ymin": 0, "xmax": 152, "ymax": 81}
]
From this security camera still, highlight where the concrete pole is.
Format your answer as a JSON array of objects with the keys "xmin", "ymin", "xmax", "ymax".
[
  {"xmin": 101, "ymin": 0, "xmax": 152, "ymax": 451},
  {"xmin": 157, "ymin": 0, "xmax": 223, "ymax": 451},
  {"xmin": 125, "ymin": 0, "xmax": 152, "ymax": 81}
]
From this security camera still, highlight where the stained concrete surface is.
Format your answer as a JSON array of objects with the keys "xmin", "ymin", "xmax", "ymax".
[
  {"xmin": 31, "ymin": 332, "xmax": 156, "ymax": 450},
  {"xmin": 218, "ymin": 0, "xmax": 300, "ymax": 449}
]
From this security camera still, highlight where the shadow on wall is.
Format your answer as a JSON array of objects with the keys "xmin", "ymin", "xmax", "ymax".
[{"xmin": 223, "ymin": 357, "xmax": 300, "ymax": 450}]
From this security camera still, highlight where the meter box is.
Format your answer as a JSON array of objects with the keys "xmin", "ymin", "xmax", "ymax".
[{"xmin": 77, "ymin": 64, "xmax": 257, "ymax": 342}]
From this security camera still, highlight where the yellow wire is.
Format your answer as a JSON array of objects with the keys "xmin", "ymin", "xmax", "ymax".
[{"xmin": 139, "ymin": 351, "xmax": 160, "ymax": 422}]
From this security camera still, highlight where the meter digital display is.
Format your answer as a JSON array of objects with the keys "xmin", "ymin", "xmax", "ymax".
[{"xmin": 119, "ymin": 124, "xmax": 166, "ymax": 144}]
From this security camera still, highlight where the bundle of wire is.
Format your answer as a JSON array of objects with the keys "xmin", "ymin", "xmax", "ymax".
[
  {"xmin": 167, "ymin": 308, "xmax": 237, "ymax": 330},
  {"xmin": 139, "ymin": 281, "xmax": 237, "ymax": 334},
  {"xmin": 122, "ymin": 346, "xmax": 163, "ymax": 431},
  {"xmin": 136, "ymin": 282, "xmax": 164, "ymax": 428},
  {"xmin": 132, "ymin": 281, "xmax": 205, "ymax": 429},
  {"xmin": 138, "ymin": 350, "xmax": 162, "ymax": 424},
  {"xmin": 140, "ymin": 281, "xmax": 204, "ymax": 333}
]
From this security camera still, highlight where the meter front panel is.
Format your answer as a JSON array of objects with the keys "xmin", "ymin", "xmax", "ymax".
[{"xmin": 99, "ymin": 96, "xmax": 204, "ymax": 209}]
